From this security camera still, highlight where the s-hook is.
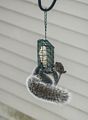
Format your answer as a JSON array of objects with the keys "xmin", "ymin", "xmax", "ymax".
[{"xmin": 38, "ymin": 0, "xmax": 57, "ymax": 12}]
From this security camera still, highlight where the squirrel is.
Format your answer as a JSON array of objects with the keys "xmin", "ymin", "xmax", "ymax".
[
  {"xmin": 33, "ymin": 62, "xmax": 66, "ymax": 86},
  {"xmin": 26, "ymin": 62, "xmax": 70, "ymax": 103}
]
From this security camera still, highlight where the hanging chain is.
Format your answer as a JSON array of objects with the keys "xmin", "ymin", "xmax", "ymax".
[
  {"xmin": 44, "ymin": 11, "xmax": 47, "ymax": 40},
  {"xmin": 38, "ymin": 0, "xmax": 57, "ymax": 40}
]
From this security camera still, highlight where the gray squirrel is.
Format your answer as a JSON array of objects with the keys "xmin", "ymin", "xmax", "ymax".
[
  {"xmin": 26, "ymin": 62, "xmax": 70, "ymax": 103},
  {"xmin": 33, "ymin": 62, "xmax": 66, "ymax": 86}
]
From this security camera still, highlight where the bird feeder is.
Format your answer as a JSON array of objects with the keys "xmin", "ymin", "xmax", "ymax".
[
  {"xmin": 37, "ymin": 39, "xmax": 54, "ymax": 73},
  {"xmin": 26, "ymin": 0, "xmax": 71, "ymax": 104}
]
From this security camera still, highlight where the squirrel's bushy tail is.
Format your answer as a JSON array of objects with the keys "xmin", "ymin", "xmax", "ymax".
[{"xmin": 26, "ymin": 76, "xmax": 71, "ymax": 103}]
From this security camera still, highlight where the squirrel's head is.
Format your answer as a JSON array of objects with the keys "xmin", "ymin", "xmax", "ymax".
[{"xmin": 54, "ymin": 62, "xmax": 66, "ymax": 74}]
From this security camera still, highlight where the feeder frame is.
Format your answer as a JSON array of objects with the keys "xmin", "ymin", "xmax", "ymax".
[{"xmin": 37, "ymin": 39, "xmax": 54, "ymax": 73}]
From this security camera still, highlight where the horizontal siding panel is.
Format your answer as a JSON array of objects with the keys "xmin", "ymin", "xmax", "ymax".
[
  {"xmin": 0, "ymin": 110, "xmax": 13, "ymax": 120},
  {"xmin": 0, "ymin": 20, "xmax": 88, "ymax": 53},
  {"xmin": 72, "ymin": 0, "xmax": 88, "ymax": 4},
  {"xmin": 60, "ymin": 75, "xmax": 88, "ymax": 98},
  {"xmin": 24, "ymin": 0, "xmax": 88, "ymax": 20},
  {"xmin": 0, "ymin": 90, "xmax": 64, "ymax": 120},
  {"xmin": 0, "ymin": 48, "xmax": 88, "ymax": 98},
  {"xmin": 0, "ymin": 113, "xmax": 11, "ymax": 120},
  {"xmin": 0, "ymin": 113, "xmax": 26, "ymax": 120},
  {"xmin": 0, "ymin": 4, "xmax": 88, "ymax": 36},
  {"xmin": 0, "ymin": 34, "xmax": 88, "ymax": 83},
  {"xmin": 0, "ymin": 102, "xmax": 35, "ymax": 120},
  {"xmin": 56, "ymin": 0, "xmax": 88, "ymax": 20},
  {"xmin": 0, "ymin": 24, "xmax": 88, "ymax": 67},
  {"xmin": 0, "ymin": 33, "xmax": 88, "ymax": 71},
  {"xmin": 0, "ymin": 31, "xmax": 88, "ymax": 70},
  {"xmin": 0, "ymin": 48, "xmax": 35, "ymax": 73},
  {"xmin": 0, "ymin": 32, "xmax": 88, "ymax": 68},
  {"xmin": 55, "ymin": 55, "xmax": 88, "ymax": 83},
  {"xmin": 0, "ymin": 34, "xmax": 36, "ymax": 61},
  {"xmin": 0, "ymin": 116, "xmax": 8, "ymax": 120},
  {"xmin": 1, "ymin": 89, "xmax": 88, "ymax": 120},
  {"xmin": 0, "ymin": 77, "xmax": 66, "ymax": 120},
  {"xmin": 0, "ymin": 8, "xmax": 88, "ymax": 66},
  {"xmin": 0, "ymin": 77, "xmax": 88, "ymax": 120},
  {"xmin": 0, "ymin": 1, "xmax": 88, "ymax": 37},
  {"xmin": 0, "ymin": 62, "xmax": 28, "ymax": 86},
  {"xmin": 26, "ymin": 0, "xmax": 88, "ymax": 6},
  {"xmin": 0, "ymin": 62, "xmax": 88, "ymax": 114},
  {"xmin": 0, "ymin": 57, "xmax": 88, "ymax": 100}
]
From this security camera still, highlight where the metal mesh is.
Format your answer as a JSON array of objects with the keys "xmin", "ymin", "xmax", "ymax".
[{"xmin": 37, "ymin": 39, "xmax": 54, "ymax": 73}]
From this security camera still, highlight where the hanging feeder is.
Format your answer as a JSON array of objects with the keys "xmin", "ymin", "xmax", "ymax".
[{"xmin": 26, "ymin": 0, "xmax": 71, "ymax": 103}]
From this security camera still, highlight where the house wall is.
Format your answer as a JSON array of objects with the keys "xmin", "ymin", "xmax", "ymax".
[{"xmin": 0, "ymin": 0, "xmax": 88, "ymax": 120}]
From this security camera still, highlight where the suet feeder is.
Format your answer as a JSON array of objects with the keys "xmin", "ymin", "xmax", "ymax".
[
  {"xmin": 37, "ymin": 39, "xmax": 54, "ymax": 73},
  {"xmin": 26, "ymin": 0, "xmax": 71, "ymax": 104}
]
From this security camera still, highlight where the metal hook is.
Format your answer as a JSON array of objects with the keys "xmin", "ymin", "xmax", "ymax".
[{"xmin": 38, "ymin": 0, "xmax": 57, "ymax": 12}]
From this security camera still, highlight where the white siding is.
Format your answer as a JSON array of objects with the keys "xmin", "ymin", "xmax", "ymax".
[
  {"xmin": 0, "ymin": 102, "xmax": 35, "ymax": 120},
  {"xmin": 0, "ymin": 0, "xmax": 88, "ymax": 120}
]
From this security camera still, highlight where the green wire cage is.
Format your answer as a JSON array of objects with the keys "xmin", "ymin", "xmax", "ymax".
[{"xmin": 37, "ymin": 39, "xmax": 54, "ymax": 73}]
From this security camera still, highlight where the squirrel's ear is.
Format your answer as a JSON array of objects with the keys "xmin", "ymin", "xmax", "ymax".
[{"xmin": 63, "ymin": 71, "xmax": 67, "ymax": 73}]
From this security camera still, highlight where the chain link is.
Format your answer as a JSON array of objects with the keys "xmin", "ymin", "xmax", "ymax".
[{"xmin": 44, "ymin": 11, "xmax": 47, "ymax": 40}]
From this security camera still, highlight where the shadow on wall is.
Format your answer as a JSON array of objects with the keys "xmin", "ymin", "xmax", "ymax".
[{"xmin": 0, "ymin": 102, "xmax": 35, "ymax": 120}]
